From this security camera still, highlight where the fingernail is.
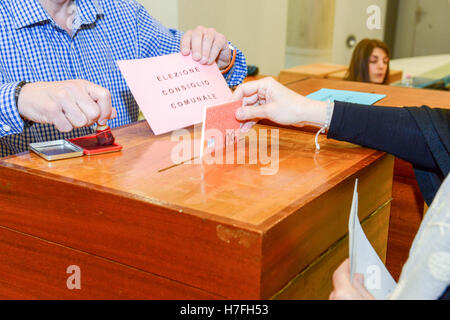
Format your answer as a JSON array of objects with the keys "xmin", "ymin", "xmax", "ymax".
[
  {"xmin": 193, "ymin": 53, "xmax": 201, "ymax": 60},
  {"xmin": 181, "ymin": 48, "xmax": 190, "ymax": 55}
]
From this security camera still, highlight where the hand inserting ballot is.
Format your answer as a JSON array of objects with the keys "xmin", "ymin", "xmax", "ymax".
[{"xmin": 232, "ymin": 77, "xmax": 334, "ymax": 130}]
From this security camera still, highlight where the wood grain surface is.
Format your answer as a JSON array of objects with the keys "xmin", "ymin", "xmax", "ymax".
[
  {"xmin": 287, "ymin": 78, "xmax": 450, "ymax": 109},
  {"xmin": 0, "ymin": 117, "xmax": 391, "ymax": 298}
]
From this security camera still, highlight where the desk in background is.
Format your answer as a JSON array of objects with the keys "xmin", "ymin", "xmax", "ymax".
[
  {"xmin": 327, "ymin": 68, "xmax": 403, "ymax": 84},
  {"xmin": 279, "ymin": 63, "xmax": 403, "ymax": 85},
  {"xmin": 279, "ymin": 63, "xmax": 348, "ymax": 84},
  {"xmin": 287, "ymin": 77, "xmax": 450, "ymax": 108},
  {"xmin": 391, "ymin": 63, "xmax": 450, "ymax": 90},
  {"xmin": 390, "ymin": 54, "xmax": 450, "ymax": 78}
]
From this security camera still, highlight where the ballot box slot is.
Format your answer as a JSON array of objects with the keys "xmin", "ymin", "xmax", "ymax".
[{"xmin": 158, "ymin": 156, "xmax": 199, "ymax": 173}]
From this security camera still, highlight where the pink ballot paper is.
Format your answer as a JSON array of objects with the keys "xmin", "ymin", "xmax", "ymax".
[
  {"xmin": 200, "ymin": 100, "xmax": 243, "ymax": 158},
  {"xmin": 117, "ymin": 53, "xmax": 233, "ymax": 135}
]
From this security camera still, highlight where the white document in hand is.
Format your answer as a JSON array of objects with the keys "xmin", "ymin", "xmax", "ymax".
[{"xmin": 348, "ymin": 179, "xmax": 396, "ymax": 300}]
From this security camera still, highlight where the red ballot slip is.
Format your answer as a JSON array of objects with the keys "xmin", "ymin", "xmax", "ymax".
[{"xmin": 200, "ymin": 100, "xmax": 243, "ymax": 158}]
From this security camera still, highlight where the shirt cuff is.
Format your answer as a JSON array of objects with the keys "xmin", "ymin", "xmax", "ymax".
[
  {"xmin": 0, "ymin": 82, "xmax": 25, "ymax": 137},
  {"xmin": 223, "ymin": 43, "xmax": 247, "ymax": 88}
]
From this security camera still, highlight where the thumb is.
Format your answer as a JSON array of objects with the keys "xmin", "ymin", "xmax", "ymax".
[
  {"xmin": 353, "ymin": 273, "xmax": 375, "ymax": 299},
  {"xmin": 353, "ymin": 273, "xmax": 365, "ymax": 287},
  {"xmin": 235, "ymin": 105, "xmax": 268, "ymax": 121}
]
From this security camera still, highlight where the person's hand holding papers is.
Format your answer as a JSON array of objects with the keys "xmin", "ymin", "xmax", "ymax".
[
  {"xmin": 180, "ymin": 26, "xmax": 233, "ymax": 71},
  {"xmin": 329, "ymin": 259, "xmax": 376, "ymax": 300}
]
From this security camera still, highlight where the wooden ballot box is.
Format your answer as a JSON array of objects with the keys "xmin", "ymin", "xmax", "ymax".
[{"xmin": 0, "ymin": 117, "xmax": 393, "ymax": 299}]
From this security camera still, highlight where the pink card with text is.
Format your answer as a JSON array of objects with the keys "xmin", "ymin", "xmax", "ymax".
[{"xmin": 117, "ymin": 53, "xmax": 233, "ymax": 135}]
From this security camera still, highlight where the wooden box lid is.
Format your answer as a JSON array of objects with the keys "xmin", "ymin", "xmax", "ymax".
[{"xmin": 0, "ymin": 121, "xmax": 391, "ymax": 298}]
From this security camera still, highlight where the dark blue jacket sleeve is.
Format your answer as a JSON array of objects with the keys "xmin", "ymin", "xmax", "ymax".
[{"xmin": 327, "ymin": 101, "xmax": 441, "ymax": 173}]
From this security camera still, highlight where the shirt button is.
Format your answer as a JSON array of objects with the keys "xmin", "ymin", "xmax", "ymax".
[{"xmin": 3, "ymin": 125, "xmax": 11, "ymax": 132}]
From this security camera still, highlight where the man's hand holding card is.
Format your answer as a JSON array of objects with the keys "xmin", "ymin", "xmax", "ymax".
[{"xmin": 118, "ymin": 53, "xmax": 244, "ymax": 158}]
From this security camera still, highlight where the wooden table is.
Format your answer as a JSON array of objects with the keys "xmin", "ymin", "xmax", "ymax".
[
  {"xmin": 286, "ymin": 77, "xmax": 450, "ymax": 280},
  {"xmin": 287, "ymin": 78, "xmax": 450, "ymax": 109},
  {"xmin": 0, "ymin": 115, "xmax": 393, "ymax": 299},
  {"xmin": 279, "ymin": 63, "xmax": 403, "ymax": 85},
  {"xmin": 243, "ymin": 75, "xmax": 278, "ymax": 83},
  {"xmin": 279, "ymin": 64, "xmax": 348, "ymax": 84},
  {"xmin": 327, "ymin": 69, "xmax": 403, "ymax": 84}
]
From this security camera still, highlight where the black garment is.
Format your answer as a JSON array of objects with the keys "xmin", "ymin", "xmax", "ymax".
[
  {"xmin": 328, "ymin": 101, "xmax": 450, "ymax": 300},
  {"xmin": 328, "ymin": 102, "xmax": 450, "ymax": 205},
  {"xmin": 405, "ymin": 106, "xmax": 450, "ymax": 205},
  {"xmin": 439, "ymin": 286, "xmax": 450, "ymax": 300}
]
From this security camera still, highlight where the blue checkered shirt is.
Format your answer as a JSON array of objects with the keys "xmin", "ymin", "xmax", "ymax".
[{"xmin": 0, "ymin": 0, "xmax": 247, "ymax": 157}]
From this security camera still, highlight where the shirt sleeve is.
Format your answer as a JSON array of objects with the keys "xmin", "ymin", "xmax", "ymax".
[
  {"xmin": 0, "ymin": 81, "xmax": 25, "ymax": 138},
  {"xmin": 327, "ymin": 101, "xmax": 439, "ymax": 173},
  {"xmin": 135, "ymin": 5, "xmax": 247, "ymax": 87}
]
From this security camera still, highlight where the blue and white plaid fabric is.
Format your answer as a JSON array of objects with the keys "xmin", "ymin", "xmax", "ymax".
[{"xmin": 0, "ymin": 0, "xmax": 247, "ymax": 157}]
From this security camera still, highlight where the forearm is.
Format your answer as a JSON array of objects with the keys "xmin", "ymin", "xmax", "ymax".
[
  {"xmin": 295, "ymin": 99, "xmax": 334, "ymax": 128},
  {"xmin": 327, "ymin": 101, "xmax": 439, "ymax": 172},
  {"xmin": 234, "ymin": 78, "xmax": 443, "ymax": 173}
]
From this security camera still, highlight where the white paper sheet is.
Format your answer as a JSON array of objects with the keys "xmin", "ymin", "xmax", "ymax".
[{"xmin": 348, "ymin": 179, "xmax": 396, "ymax": 300}]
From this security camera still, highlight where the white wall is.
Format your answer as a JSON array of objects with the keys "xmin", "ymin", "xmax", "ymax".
[
  {"xmin": 285, "ymin": 0, "xmax": 336, "ymax": 68},
  {"xmin": 138, "ymin": 0, "xmax": 288, "ymax": 76},
  {"xmin": 138, "ymin": 0, "xmax": 179, "ymax": 29},
  {"xmin": 137, "ymin": 0, "xmax": 449, "ymax": 74},
  {"xmin": 394, "ymin": 0, "xmax": 450, "ymax": 58},
  {"xmin": 177, "ymin": 0, "xmax": 288, "ymax": 76},
  {"xmin": 332, "ymin": 0, "xmax": 387, "ymax": 65}
]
